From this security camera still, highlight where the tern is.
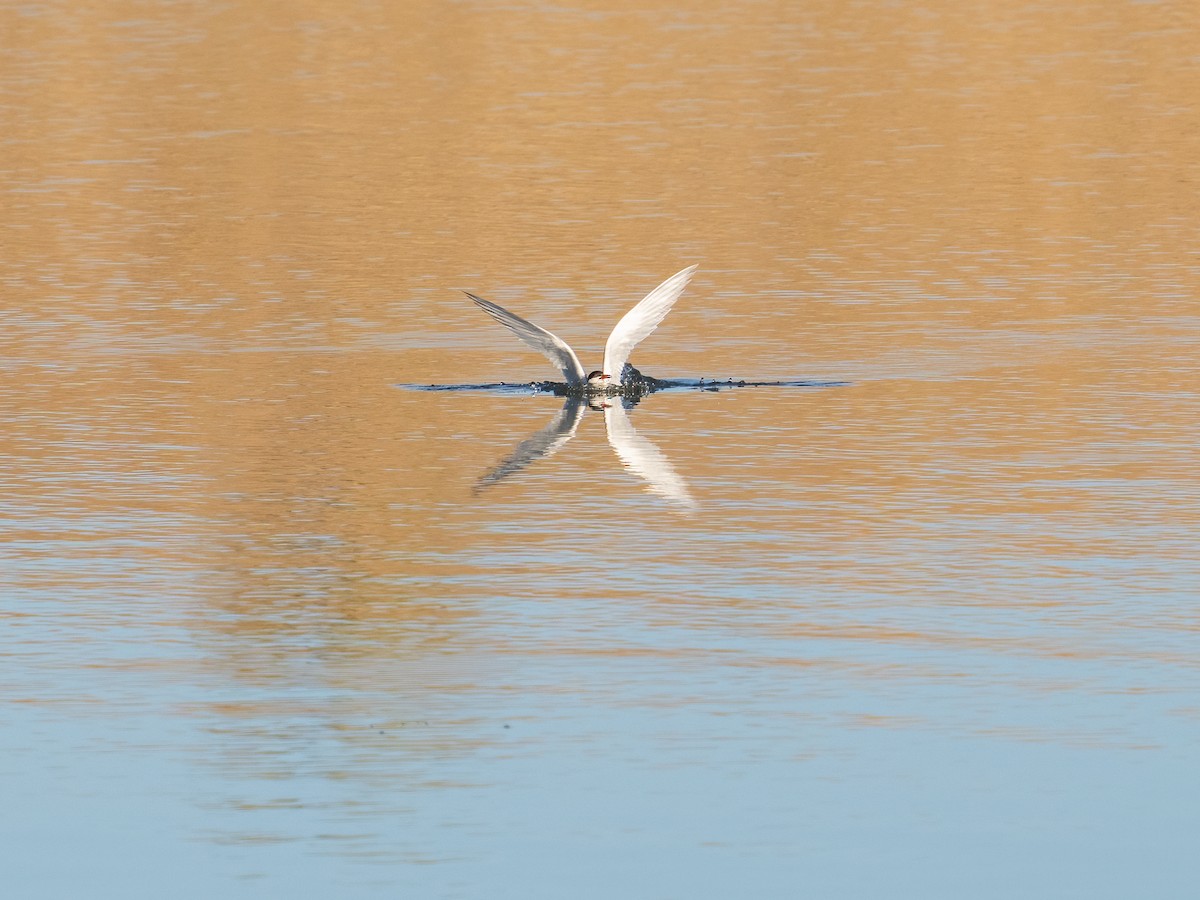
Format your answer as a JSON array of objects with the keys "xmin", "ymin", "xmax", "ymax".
[{"xmin": 465, "ymin": 264, "xmax": 697, "ymax": 392}]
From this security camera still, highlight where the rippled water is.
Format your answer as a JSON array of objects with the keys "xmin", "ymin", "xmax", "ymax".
[{"xmin": 3, "ymin": 1, "xmax": 1199, "ymax": 897}]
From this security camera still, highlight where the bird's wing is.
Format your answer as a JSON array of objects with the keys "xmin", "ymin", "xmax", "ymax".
[
  {"xmin": 603, "ymin": 401, "xmax": 696, "ymax": 509},
  {"xmin": 465, "ymin": 292, "xmax": 587, "ymax": 385},
  {"xmin": 602, "ymin": 264, "xmax": 697, "ymax": 384}
]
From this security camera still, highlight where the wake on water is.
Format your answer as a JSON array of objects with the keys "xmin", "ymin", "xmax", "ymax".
[{"xmin": 400, "ymin": 376, "xmax": 845, "ymax": 398}]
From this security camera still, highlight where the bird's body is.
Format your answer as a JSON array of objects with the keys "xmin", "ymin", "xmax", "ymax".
[{"xmin": 465, "ymin": 265, "xmax": 697, "ymax": 394}]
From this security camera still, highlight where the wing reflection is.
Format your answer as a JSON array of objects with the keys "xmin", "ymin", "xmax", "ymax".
[
  {"xmin": 474, "ymin": 398, "xmax": 585, "ymax": 493},
  {"xmin": 601, "ymin": 400, "xmax": 697, "ymax": 510},
  {"xmin": 477, "ymin": 397, "xmax": 697, "ymax": 508}
]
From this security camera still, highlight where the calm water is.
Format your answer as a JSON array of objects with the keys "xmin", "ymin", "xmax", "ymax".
[{"xmin": 3, "ymin": 1, "xmax": 1199, "ymax": 897}]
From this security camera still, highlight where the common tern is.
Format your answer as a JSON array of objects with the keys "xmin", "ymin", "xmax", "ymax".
[{"xmin": 465, "ymin": 265, "xmax": 697, "ymax": 392}]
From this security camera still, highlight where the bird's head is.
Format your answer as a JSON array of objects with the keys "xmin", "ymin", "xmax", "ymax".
[{"xmin": 586, "ymin": 371, "xmax": 611, "ymax": 386}]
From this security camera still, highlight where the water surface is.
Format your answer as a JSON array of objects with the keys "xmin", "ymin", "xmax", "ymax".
[{"xmin": 2, "ymin": 1, "xmax": 1198, "ymax": 897}]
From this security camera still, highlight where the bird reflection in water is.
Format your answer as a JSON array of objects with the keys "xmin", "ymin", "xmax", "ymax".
[{"xmin": 475, "ymin": 395, "xmax": 696, "ymax": 510}]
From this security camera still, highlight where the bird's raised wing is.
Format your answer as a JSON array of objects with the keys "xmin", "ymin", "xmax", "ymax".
[
  {"xmin": 465, "ymin": 292, "xmax": 587, "ymax": 385},
  {"xmin": 602, "ymin": 264, "xmax": 697, "ymax": 385}
]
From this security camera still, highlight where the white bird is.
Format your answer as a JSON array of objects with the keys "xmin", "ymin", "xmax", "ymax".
[{"xmin": 465, "ymin": 265, "xmax": 697, "ymax": 390}]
